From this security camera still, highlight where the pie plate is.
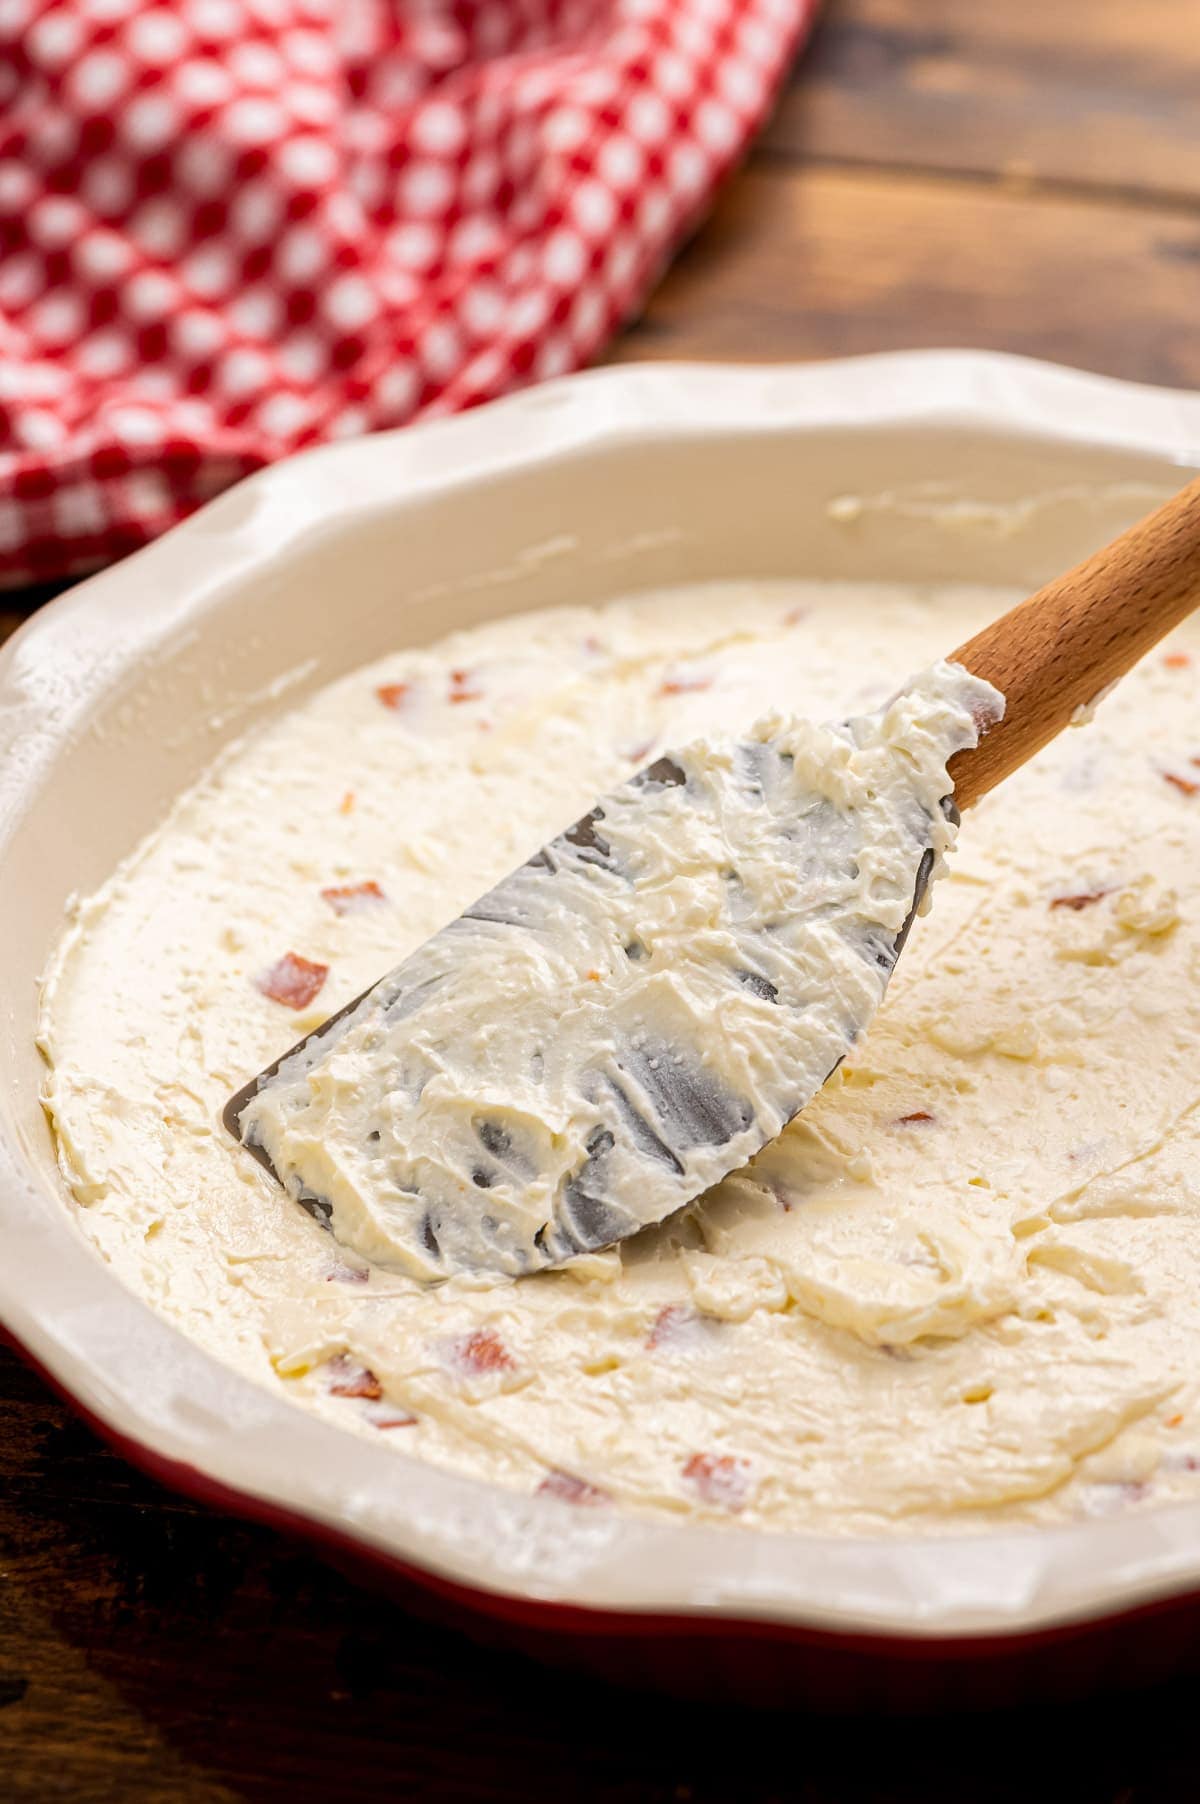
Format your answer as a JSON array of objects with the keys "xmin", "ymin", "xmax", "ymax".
[{"xmin": 5, "ymin": 352, "xmax": 1200, "ymax": 1707}]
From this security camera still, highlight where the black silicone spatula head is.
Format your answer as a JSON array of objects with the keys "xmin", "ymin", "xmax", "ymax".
[{"xmin": 226, "ymin": 663, "xmax": 999, "ymax": 1280}]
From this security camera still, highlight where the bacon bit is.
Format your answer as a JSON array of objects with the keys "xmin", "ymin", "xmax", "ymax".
[
  {"xmin": 647, "ymin": 1304, "xmax": 719, "ymax": 1351},
  {"xmin": 896, "ymin": 1110, "xmax": 935, "ymax": 1126},
  {"xmin": 783, "ymin": 606, "xmax": 807, "ymax": 627},
  {"xmin": 581, "ymin": 634, "xmax": 605, "ymax": 655},
  {"xmin": 452, "ymin": 1327, "xmax": 515, "ymax": 1375},
  {"xmin": 448, "ymin": 668, "xmax": 483, "ymax": 704},
  {"xmin": 682, "ymin": 1452, "xmax": 751, "ymax": 1511},
  {"xmin": 1166, "ymin": 1413, "xmax": 1184, "ymax": 1429},
  {"xmin": 1050, "ymin": 888, "xmax": 1111, "ymax": 911},
  {"xmin": 625, "ymin": 739, "xmax": 657, "ymax": 764},
  {"xmin": 326, "ymin": 1355, "xmax": 383, "ymax": 1401},
  {"xmin": 658, "ymin": 671, "xmax": 713, "ymax": 696},
  {"xmin": 1164, "ymin": 652, "xmax": 1191, "ymax": 669},
  {"xmin": 376, "ymin": 682, "xmax": 411, "ymax": 710},
  {"xmin": 338, "ymin": 790, "xmax": 356, "ymax": 814},
  {"xmin": 321, "ymin": 879, "xmax": 386, "ymax": 916},
  {"xmin": 1192, "ymin": 756, "xmax": 1200, "ymax": 768},
  {"xmin": 256, "ymin": 951, "xmax": 328, "ymax": 1010},
  {"xmin": 537, "ymin": 1469, "xmax": 610, "ymax": 1507},
  {"xmin": 370, "ymin": 1408, "xmax": 417, "ymax": 1430},
  {"xmin": 1164, "ymin": 771, "xmax": 1200, "ymax": 797},
  {"xmin": 648, "ymin": 1304, "xmax": 691, "ymax": 1349},
  {"xmin": 326, "ymin": 1262, "xmax": 370, "ymax": 1286}
]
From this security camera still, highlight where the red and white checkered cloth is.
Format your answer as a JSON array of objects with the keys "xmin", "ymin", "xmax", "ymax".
[{"xmin": 0, "ymin": 0, "xmax": 815, "ymax": 586}]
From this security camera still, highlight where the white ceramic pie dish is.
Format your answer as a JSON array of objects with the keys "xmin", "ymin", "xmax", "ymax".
[{"xmin": 5, "ymin": 351, "xmax": 1200, "ymax": 1706}]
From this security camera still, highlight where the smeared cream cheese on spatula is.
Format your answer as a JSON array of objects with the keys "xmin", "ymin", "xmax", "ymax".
[{"xmin": 227, "ymin": 661, "xmax": 1001, "ymax": 1278}]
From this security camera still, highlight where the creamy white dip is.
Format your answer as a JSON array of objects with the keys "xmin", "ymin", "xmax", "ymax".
[
  {"xmin": 236, "ymin": 662, "xmax": 998, "ymax": 1278},
  {"xmin": 38, "ymin": 580, "xmax": 1200, "ymax": 1533}
]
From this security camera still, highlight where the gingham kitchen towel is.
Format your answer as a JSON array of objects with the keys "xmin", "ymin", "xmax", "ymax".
[{"xmin": 0, "ymin": 0, "xmax": 815, "ymax": 585}]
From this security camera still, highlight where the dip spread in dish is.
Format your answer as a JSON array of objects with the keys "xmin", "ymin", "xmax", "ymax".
[
  {"xmin": 38, "ymin": 580, "xmax": 1200, "ymax": 1535},
  {"xmin": 234, "ymin": 660, "xmax": 999, "ymax": 1279}
]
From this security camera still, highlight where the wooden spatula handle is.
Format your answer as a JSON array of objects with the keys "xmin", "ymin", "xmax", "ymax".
[{"xmin": 947, "ymin": 475, "xmax": 1200, "ymax": 810}]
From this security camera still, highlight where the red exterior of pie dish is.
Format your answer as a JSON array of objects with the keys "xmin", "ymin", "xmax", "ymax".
[
  {"xmin": 10, "ymin": 1324, "xmax": 1200, "ymax": 1712},
  {"xmin": 6, "ymin": 355, "xmax": 1200, "ymax": 1709}
]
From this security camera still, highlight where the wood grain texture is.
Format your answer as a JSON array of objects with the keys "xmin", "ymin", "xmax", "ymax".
[
  {"xmin": 7, "ymin": 0, "xmax": 1200, "ymax": 1795},
  {"xmin": 771, "ymin": 0, "xmax": 1200, "ymax": 199},
  {"xmin": 615, "ymin": 162, "xmax": 1200, "ymax": 386},
  {"xmin": 950, "ymin": 476, "xmax": 1200, "ymax": 807}
]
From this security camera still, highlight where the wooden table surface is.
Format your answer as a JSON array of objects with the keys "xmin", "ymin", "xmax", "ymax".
[{"xmin": 5, "ymin": 3, "xmax": 1200, "ymax": 1797}]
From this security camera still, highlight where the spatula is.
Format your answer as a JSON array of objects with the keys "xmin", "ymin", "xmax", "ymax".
[{"xmin": 226, "ymin": 474, "xmax": 1200, "ymax": 1280}]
